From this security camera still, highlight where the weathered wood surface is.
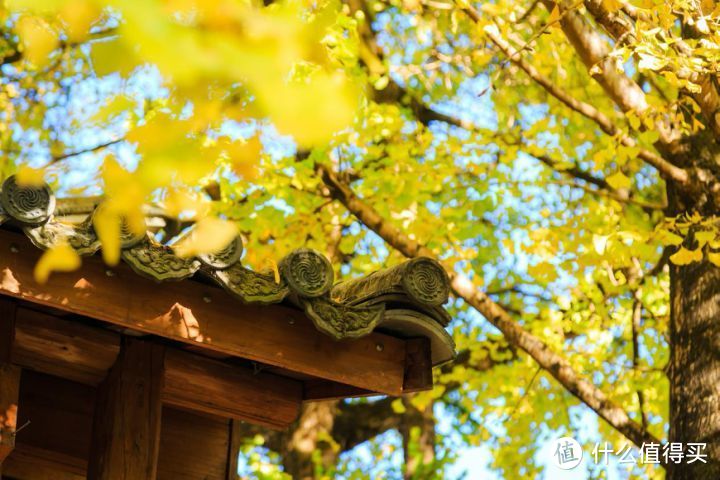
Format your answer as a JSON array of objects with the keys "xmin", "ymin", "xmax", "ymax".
[
  {"xmin": 0, "ymin": 363, "xmax": 20, "ymax": 464},
  {"xmin": 157, "ymin": 408, "xmax": 230, "ymax": 480},
  {"xmin": 225, "ymin": 420, "xmax": 242, "ymax": 480},
  {"xmin": 13, "ymin": 308, "xmax": 120, "ymax": 386},
  {"xmin": 402, "ymin": 337, "xmax": 433, "ymax": 393},
  {"xmin": 0, "ymin": 300, "xmax": 19, "ymax": 465},
  {"xmin": 87, "ymin": 339, "xmax": 165, "ymax": 480},
  {"xmin": 3, "ymin": 444, "xmax": 87, "ymax": 480},
  {"xmin": 7, "ymin": 369, "xmax": 240, "ymax": 480},
  {"xmin": 15, "ymin": 370, "xmax": 96, "ymax": 463},
  {"xmin": 0, "ymin": 229, "xmax": 407, "ymax": 395},
  {"xmin": 164, "ymin": 349, "xmax": 302, "ymax": 429},
  {"xmin": 11, "ymin": 309, "xmax": 302, "ymax": 427}
]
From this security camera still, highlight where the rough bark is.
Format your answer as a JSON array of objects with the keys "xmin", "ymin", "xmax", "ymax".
[
  {"xmin": 666, "ymin": 132, "xmax": 720, "ymax": 479},
  {"xmin": 281, "ymin": 402, "xmax": 340, "ymax": 479},
  {"xmin": 401, "ymin": 400, "xmax": 436, "ymax": 480}
]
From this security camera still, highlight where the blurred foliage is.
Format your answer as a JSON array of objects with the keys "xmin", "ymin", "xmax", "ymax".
[{"xmin": 3, "ymin": 0, "xmax": 717, "ymax": 477}]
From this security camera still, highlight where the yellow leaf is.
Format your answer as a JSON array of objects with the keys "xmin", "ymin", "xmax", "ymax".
[
  {"xmin": 15, "ymin": 16, "xmax": 58, "ymax": 66},
  {"xmin": 593, "ymin": 234, "xmax": 609, "ymax": 255},
  {"xmin": 657, "ymin": 229, "xmax": 683, "ymax": 246},
  {"xmin": 256, "ymin": 257, "xmax": 280, "ymax": 283},
  {"xmin": 603, "ymin": 0, "xmax": 623, "ymax": 13},
  {"xmin": 695, "ymin": 230, "xmax": 715, "ymax": 247},
  {"xmin": 93, "ymin": 206, "xmax": 122, "ymax": 266},
  {"xmin": 391, "ymin": 398, "xmax": 406, "ymax": 414},
  {"xmin": 91, "ymin": 39, "xmax": 138, "ymax": 77},
  {"xmin": 708, "ymin": 251, "xmax": 720, "ymax": 267},
  {"xmin": 692, "ymin": 116, "xmax": 705, "ymax": 132},
  {"xmin": 548, "ymin": 5, "xmax": 561, "ymax": 28},
  {"xmin": 59, "ymin": 0, "xmax": 99, "ymax": 42},
  {"xmin": 34, "ymin": 243, "xmax": 81, "ymax": 284},
  {"xmin": 224, "ymin": 136, "xmax": 261, "ymax": 180},
  {"xmin": 255, "ymin": 73, "xmax": 359, "ymax": 147},
  {"xmin": 162, "ymin": 188, "xmax": 210, "ymax": 218},
  {"xmin": 638, "ymin": 52, "xmax": 667, "ymax": 71},
  {"xmin": 174, "ymin": 217, "xmax": 238, "ymax": 258},
  {"xmin": 606, "ymin": 171, "xmax": 631, "ymax": 190},
  {"xmin": 669, "ymin": 247, "xmax": 702, "ymax": 265},
  {"xmin": 92, "ymin": 95, "xmax": 136, "ymax": 124},
  {"xmin": 15, "ymin": 165, "xmax": 45, "ymax": 187}
]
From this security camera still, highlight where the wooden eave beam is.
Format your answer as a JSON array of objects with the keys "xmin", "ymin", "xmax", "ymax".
[
  {"xmin": 0, "ymin": 229, "xmax": 408, "ymax": 395},
  {"xmin": 11, "ymin": 307, "xmax": 302, "ymax": 429}
]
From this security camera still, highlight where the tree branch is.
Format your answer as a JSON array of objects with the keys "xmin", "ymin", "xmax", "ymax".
[
  {"xmin": 583, "ymin": 0, "xmax": 720, "ymax": 138},
  {"xmin": 51, "ymin": 138, "xmax": 123, "ymax": 163},
  {"xmin": 317, "ymin": 162, "xmax": 662, "ymax": 452},
  {"xmin": 471, "ymin": 16, "xmax": 690, "ymax": 186},
  {"xmin": 540, "ymin": 0, "xmax": 651, "ymax": 117}
]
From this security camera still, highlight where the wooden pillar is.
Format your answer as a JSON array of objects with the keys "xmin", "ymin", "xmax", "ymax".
[
  {"xmin": 225, "ymin": 420, "xmax": 242, "ymax": 480},
  {"xmin": 88, "ymin": 338, "xmax": 165, "ymax": 480},
  {"xmin": 0, "ymin": 299, "xmax": 19, "ymax": 473}
]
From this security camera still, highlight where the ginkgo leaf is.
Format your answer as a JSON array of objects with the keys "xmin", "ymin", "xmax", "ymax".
[
  {"xmin": 657, "ymin": 229, "xmax": 684, "ymax": 246},
  {"xmin": 593, "ymin": 234, "xmax": 609, "ymax": 255},
  {"xmin": 606, "ymin": 171, "xmax": 631, "ymax": 190},
  {"xmin": 174, "ymin": 217, "xmax": 238, "ymax": 258},
  {"xmin": 34, "ymin": 244, "xmax": 81, "ymax": 284},
  {"xmin": 669, "ymin": 247, "xmax": 702, "ymax": 265},
  {"xmin": 602, "ymin": 0, "xmax": 623, "ymax": 13},
  {"xmin": 548, "ymin": 5, "xmax": 561, "ymax": 28},
  {"xmin": 15, "ymin": 165, "xmax": 45, "ymax": 187},
  {"xmin": 59, "ymin": 0, "xmax": 99, "ymax": 42},
  {"xmin": 708, "ymin": 252, "xmax": 720, "ymax": 267},
  {"xmin": 637, "ymin": 52, "xmax": 668, "ymax": 71},
  {"xmin": 93, "ymin": 207, "xmax": 122, "ymax": 266},
  {"xmin": 15, "ymin": 16, "xmax": 58, "ymax": 66},
  {"xmin": 224, "ymin": 136, "xmax": 261, "ymax": 180},
  {"xmin": 695, "ymin": 230, "xmax": 715, "ymax": 247}
]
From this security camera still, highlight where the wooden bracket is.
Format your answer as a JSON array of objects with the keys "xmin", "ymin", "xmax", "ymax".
[
  {"xmin": 87, "ymin": 339, "xmax": 165, "ymax": 480},
  {"xmin": 402, "ymin": 337, "xmax": 433, "ymax": 393}
]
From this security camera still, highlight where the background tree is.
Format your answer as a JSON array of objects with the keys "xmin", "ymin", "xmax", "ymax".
[{"xmin": 1, "ymin": 0, "xmax": 719, "ymax": 478}]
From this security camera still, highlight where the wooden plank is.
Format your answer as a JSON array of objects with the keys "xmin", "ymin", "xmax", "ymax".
[
  {"xmin": 0, "ymin": 299, "xmax": 16, "ymax": 362},
  {"xmin": 11, "ymin": 311, "xmax": 303, "ymax": 428},
  {"xmin": 6, "ymin": 371, "xmax": 93, "ymax": 479},
  {"xmin": 303, "ymin": 379, "xmax": 375, "ymax": 401},
  {"xmin": 164, "ymin": 349, "xmax": 301, "ymax": 430},
  {"xmin": 13, "ymin": 307, "xmax": 120, "ymax": 385},
  {"xmin": 402, "ymin": 337, "xmax": 433, "ymax": 393},
  {"xmin": 88, "ymin": 339, "xmax": 165, "ymax": 480},
  {"xmin": 0, "ymin": 230, "xmax": 406, "ymax": 395},
  {"xmin": 158, "ymin": 408, "xmax": 229, "ymax": 480},
  {"xmin": 8, "ymin": 371, "xmax": 240, "ymax": 480},
  {"xmin": 15, "ymin": 370, "xmax": 95, "ymax": 463},
  {"xmin": 0, "ymin": 301, "xmax": 19, "ymax": 464},
  {"xmin": 2, "ymin": 444, "xmax": 86, "ymax": 480}
]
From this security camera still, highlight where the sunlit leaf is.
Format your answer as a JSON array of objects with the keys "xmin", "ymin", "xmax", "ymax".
[
  {"xmin": 174, "ymin": 217, "xmax": 238, "ymax": 258},
  {"xmin": 34, "ymin": 243, "xmax": 81, "ymax": 284}
]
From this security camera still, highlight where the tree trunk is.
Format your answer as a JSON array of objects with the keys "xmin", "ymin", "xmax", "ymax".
[
  {"xmin": 282, "ymin": 401, "xmax": 339, "ymax": 479},
  {"xmin": 667, "ymin": 160, "xmax": 720, "ymax": 478},
  {"xmin": 401, "ymin": 399, "xmax": 436, "ymax": 479}
]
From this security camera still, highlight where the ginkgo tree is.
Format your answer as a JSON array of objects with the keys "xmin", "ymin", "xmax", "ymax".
[{"xmin": 2, "ymin": 0, "xmax": 720, "ymax": 478}]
